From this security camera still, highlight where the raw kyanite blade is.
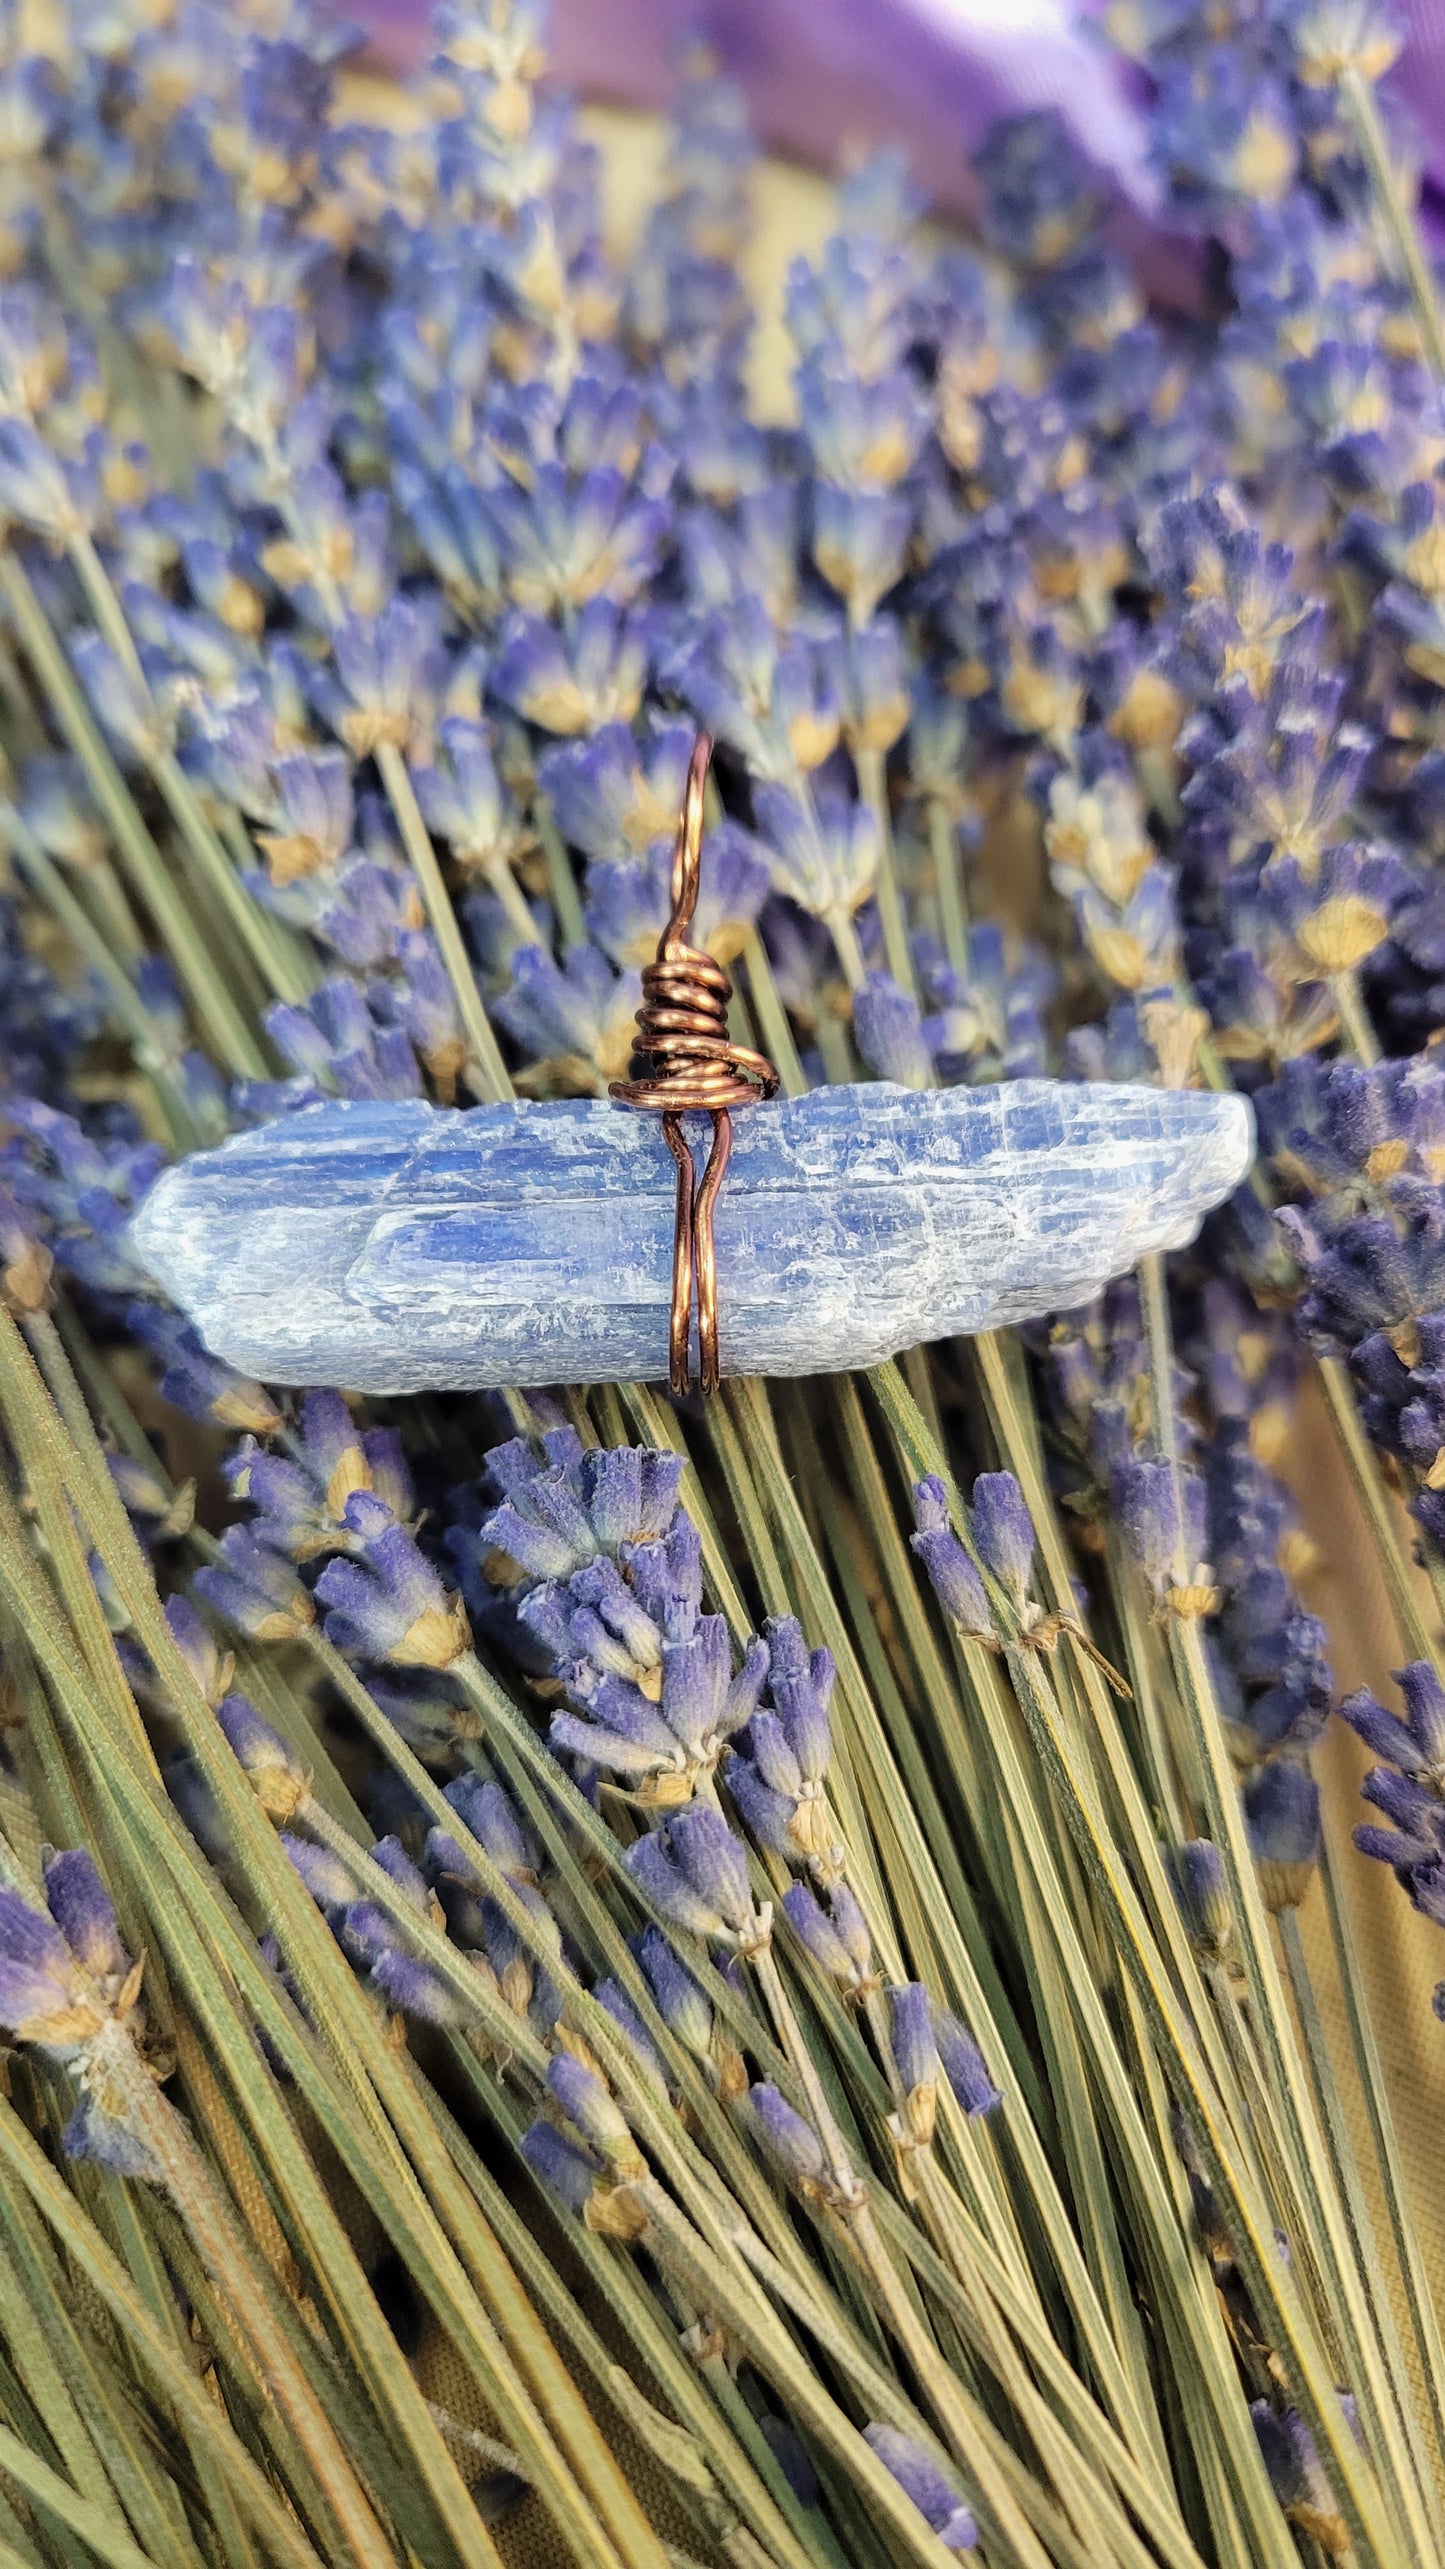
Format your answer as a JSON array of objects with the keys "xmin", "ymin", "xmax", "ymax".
[{"xmin": 131, "ymin": 1082, "xmax": 1253, "ymax": 1392}]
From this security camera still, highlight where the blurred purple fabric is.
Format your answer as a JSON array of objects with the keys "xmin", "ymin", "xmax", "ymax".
[
  {"xmin": 344, "ymin": 0, "xmax": 1435, "ymax": 288},
  {"xmin": 351, "ymin": 0, "xmax": 1156, "ymax": 218}
]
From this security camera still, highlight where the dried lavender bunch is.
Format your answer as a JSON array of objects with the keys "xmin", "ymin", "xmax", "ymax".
[{"xmin": 0, "ymin": 0, "xmax": 1442, "ymax": 2564}]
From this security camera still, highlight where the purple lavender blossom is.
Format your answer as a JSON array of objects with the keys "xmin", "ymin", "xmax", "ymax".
[
  {"xmin": 890, "ymin": 1982, "xmax": 939, "ymax": 2098},
  {"xmin": 635, "ymin": 1924, "xmax": 714, "ymax": 2059},
  {"xmin": 194, "ymin": 1528, "xmax": 315, "ymax": 1643},
  {"xmin": 854, "ymin": 973, "xmax": 932, "ymax": 1088},
  {"xmin": 1168, "ymin": 1840, "xmax": 1234, "ymax": 1962},
  {"xmin": 625, "ymin": 1804, "xmax": 759, "ymax": 1945},
  {"xmin": 970, "ymin": 1473, "xmax": 1036, "ymax": 1605},
  {"xmin": 747, "ymin": 2082, "xmax": 827, "ymax": 2186},
  {"xmin": 782, "ymin": 1881, "xmax": 873, "ymax": 1991},
  {"xmin": 547, "ymin": 2051, "xmax": 641, "ymax": 2166},
  {"xmin": 909, "ymin": 1478, "xmax": 993, "ymax": 1637},
  {"xmin": 727, "ymin": 1619, "xmax": 837, "ymax": 1869},
  {"xmin": 520, "ymin": 2118, "xmax": 605, "ymax": 2216},
  {"xmin": 0, "ymin": 1854, "xmax": 155, "ymax": 2176},
  {"xmin": 1243, "ymin": 1760, "xmax": 1321, "ymax": 1912},
  {"xmin": 1250, "ymin": 2403, "xmax": 1346, "ymax": 2548},
  {"xmin": 931, "ymin": 2001, "xmax": 1002, "ymax": 2117},
  {"xmin": 316, "ymin": 1492, "xmax": 471, "ymax": 1669},
  {"xmin": 862, "ymin": 2424, "xmax": 977, "ymax": 2551}
]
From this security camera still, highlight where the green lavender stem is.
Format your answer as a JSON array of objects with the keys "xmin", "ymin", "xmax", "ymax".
[
  {"xmin": 1277, "ymin": 1904, "xmax": 1445, "ymax": 2552},
  {"xmin": 741, "ymin": 925, "xmax": 808, "ymax": 1096},
  {"xmin": 2, "ymin": 809, "xmax": 205, "ymax": 1148},
  {"xmin": 0, "ymin": 2414, "xmax": 164, "ymax": 2569},
  {"xmin": 64, "ymin": 530, "xmax": 315, "ymax": 1004},
  {"xmin": 83, "ymin": 2026, "xmax": 399, "ymax": 2569},
  {"xmin": 0, "ymin": 1314, "xmax": 644, "ymax": 2569},
  {"xmin": 1315, "ymin": 1354, "xmax": 1441, "ymax": 1666},
  {"xmin": 485, "ymin": 846, "xmax": 546, "ymax": 946},
  {"xmin": 926, "ymin": 792, "xmax": 971, "ymax": 976},
  {"xmin": 636, "ymin": 2184, "xmax": 958, "ymax": 2569},
  {"xmin": 728, "ymin": 1940, "xmax": 1031, "ymax": 2549},
  {"xmin": 0, "ymin": 2219, "xmax": 135, "ymax": 2545},
  {"xmin": 1137, "ymin": 1268, "xmax": 1435, "ymax": 2559},
  {"xmin": 825, "ymin": 900, "xmax": 868, "ymax": 993},
  {"xmin": 855, "ymin": 744, "xmax": 917, "ymax": 996},
  {"xmin": 1341, "ymin": 64, "xmax": 1445, "ymax": 381},
  {"xmin": 736, "ymin": 1374, "xmax": 1176, "ymax": 2478},
  {"xmin": 39, "ymin": 824, "xmax": 144, "ymax": 965},
  {"xmin": 868, "ymin": 1354, "xmax": 1403, "ymax": 2556},
  {"xmin": 816, "ymin": 1003, "xmax": 856, "ymax": 1083},
  {"xmin": 1138, "ymin": 1252, "xmax": 1183, "ymax": 1527},
  {"xmin": 154, "ymin": 748, "xmax": 317, "ymax": 1001},
  {"xmin": 531, "ymin": 792, "xmax": 588, "ymax": 947},
  {"xmin": 1331, "ymin": 965, "xmax": 1381, "ymax": 1066},
  {"xmin": 307, "ymin": 1631, "xmax": 810, "ymax": 2279},
  {"xmin": 1005, "ymin": 1633, "xmax": 1402, "ymax": 2567},
  {"xmin": 0, "ymin": 548, "xmax": 265, "ymax": 1076},
  {"xmin": 0, "ymin": 2087, "xmax": 368, "ymax": 2569},
  {"xmin": 376, "ymin": 740, "xmax": 514, "ymax": 1102},
  {"xmin": 428, "ymin": 2068, "xmax": 831, "ymax": 2569}
]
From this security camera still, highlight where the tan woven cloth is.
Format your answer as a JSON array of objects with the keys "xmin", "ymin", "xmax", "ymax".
[{"xmin": 1284, "ymin": 1379, "xmax": 1445, "ymax": 2451}]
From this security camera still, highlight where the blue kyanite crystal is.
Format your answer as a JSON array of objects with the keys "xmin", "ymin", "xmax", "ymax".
[{"xmin": 130, "ymin": 1083, "xmax": 1253, "ymax": 1390}]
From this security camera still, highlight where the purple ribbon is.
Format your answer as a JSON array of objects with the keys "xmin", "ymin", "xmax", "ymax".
[
  {"xmin": 349, "ymin": 0, "xmax": 1153, "ymax": 212},
  {"xmin": 339, "ymin": 0, "xmax": 1437, "ymax": 286}
]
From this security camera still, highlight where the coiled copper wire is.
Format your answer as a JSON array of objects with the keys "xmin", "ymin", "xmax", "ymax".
[{"xmin": 611, "ymin": 731, "xmax": 779, "ymax": 1395}]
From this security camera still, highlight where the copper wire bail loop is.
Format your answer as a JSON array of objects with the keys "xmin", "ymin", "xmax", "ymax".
[{"xmin": 609, "ymin": 732, "xmax": 779, "ymax": 1396}]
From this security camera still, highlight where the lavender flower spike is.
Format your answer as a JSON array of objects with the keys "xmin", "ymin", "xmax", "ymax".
[
  {"xmin": 625, "ymin": 1805, "xmax": 763, "ymax": 1947},
  {"xmin": 748, "ymin": 2082, "xmax": 828, "ymax": 2188},
  {"xmin": 890, "ymin": 1982, "xmax": 941, "ymax": 2143},
  {"xmin": 971, "ymin": 1474, "xmax": 1036, "ymax": 1603},
  {"xmin": 0, "ymin": 1855, "xmax": 158, "ymax": 2179},
  {"xmin": 1244, "ymin": 1761, "xmax": 1321, "ymax": 1913},
  {"xmin": 863, "ymin": 2425, "xmax": 978, "ymax": 2552},
  {"xmin": 132, "ymin": 1085, "xmax": 1252, "ymax": 1391},
  {"xmin": 316, "ymin": 1493, "xmax": 471, "ymax": 1669},
  {"xmin": 910, "ymin": 1478, "xmax": 993, "ymax": 1638}
]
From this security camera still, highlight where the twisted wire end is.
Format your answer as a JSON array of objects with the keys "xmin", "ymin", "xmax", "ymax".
[{"xmin": 610, "ymin": 731, "xmax": 779, "ymax": 1395}]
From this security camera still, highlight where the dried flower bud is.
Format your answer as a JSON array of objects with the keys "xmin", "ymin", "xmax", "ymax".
[
  {"xmin": 547, "ymin": 2051, "xmax": 644, "ymax": 2176},
  {"xmin": 910, "ymin": 1479, "xmax": 993, "ymax": 1638},
  {"xmin": 1168, "ymin": 1840, "xmax": 1235, "ymax": 1965},
  {"xmin": 747, "ymin": 2081, "xmax": 826, "ymax": 2188},
  {"xmin": 1244, "ymin": 1760, "xmax": 1320, "ymax": 1912},
  {"xmin": 863, "ymin": 2424, "xmax": 977, "ymax": 2552},
  {"xmin": 216, "ymin": 1693, "xmax": 310, "ymax": 1822},
  {"xmin": 890, "ymin": 1983, "xmax": 939, "ymax": 2143},
  {"xmin": 971, "ymin": 1473, "xmax": 1036, "ymax": 1603}
]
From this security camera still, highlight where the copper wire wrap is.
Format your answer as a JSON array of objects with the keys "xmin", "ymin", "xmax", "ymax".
[{"xmin": 610, "ymin": 731, "xmax": 779, "ymax": 1396}]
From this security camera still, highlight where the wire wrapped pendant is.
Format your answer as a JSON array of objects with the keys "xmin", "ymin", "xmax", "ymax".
[
  {"xmin": 133, "ymin": 1081, "xmax": 1253, "ymax": 1393},
  {"xmin": 609, "ymin": 733, "xmax": 779, "ymax": 1395},
  {"xmin": 132, "ymin": 776, "xmax": 1256, "ymax": 1395}
]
